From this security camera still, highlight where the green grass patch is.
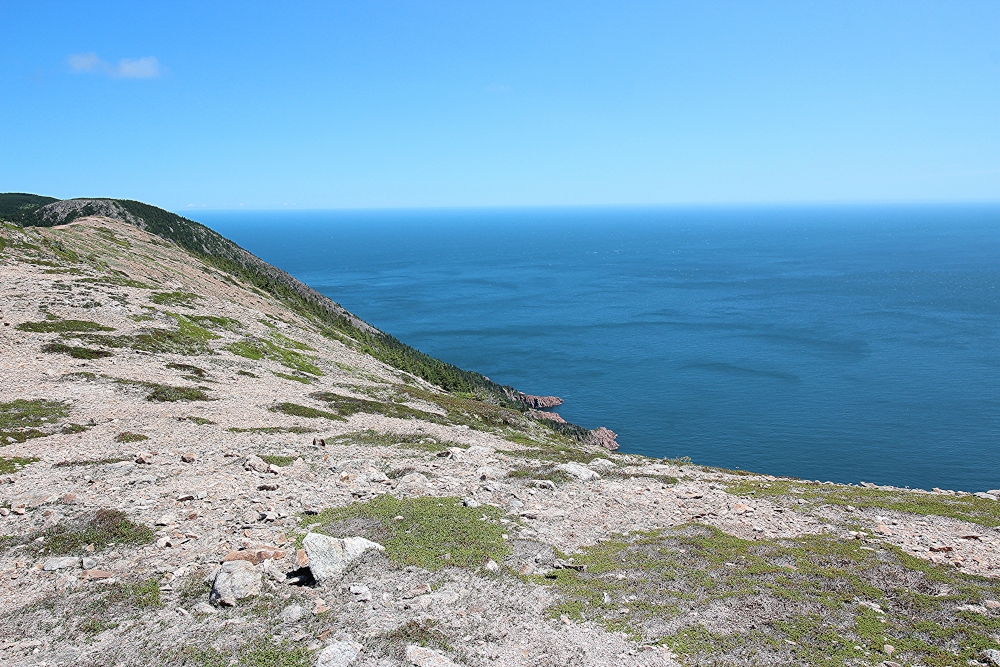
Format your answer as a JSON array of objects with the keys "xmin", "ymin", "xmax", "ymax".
[
  {"xmin": 539, "ymin": 523, "xmax": 1000, "ymax": 665},
  {"xmin": 225, "ymin": 337, "xmax": 323, "ymax": 375},
  {"xmin": 237, "ymin": 637, "xmax": 313, "ymax": 667},
  {"xmin": 41, "ymin": 341, "xmax": 112, "ymax": 359},
  {"xmin": 0, "ymin": 398, "xmax": 71, "ymax": 444},
  {"xmin": 260, "ymin": 454, "xmax": 297, "ymax": 467},
  {"xmin": 226, "ymin": 425, "xmax": 316, "ymax": 434},
  {"xmin": 52, "ymin": 456, "xmax": 130, "ymax": 467},
  {"xmin": 150, "ymin": 291, "xmax": 200, "ymax": 307},
  {"xmin": 16, "ymin": 319, "xmax": 114, "ymax": 333},
  {"xmin": 13, "ymin": 509, "xmax": 155, "ymax": 554},
  {"xmin": 78, "ymin": 275, "xmax": 152, "ymax": 289},
  {"xmin": 61, "ymin": 423, "xmax": 90, "ymax": 434},
  {"xmin": 272, "ymin": 371, "xmax": 314, "ymax": 384},
  {"xmin": 499, "ymin": 445, "xmax": 610, "ymax": 465},
  {"xmin": 726, "ymin": 479, "xmax": 1000, "ymax": 528},
  {"xmin": 114, "ymin": 431, "xmax": 148, "ymax": 443},
  {"xmin": 308, "ymin": 495, "xmax": 510, "ymax": 571},
  {"xmin": 187, "ymin": 314, "xmax": 243, "ymax": 331},
  {"xmin": 85, "ymin": 312, "xmax": 218, "ymax": 356},
  {"xmin": 310, "ymin": 390, "xmax": 443, "ymax": 421},
  {"xmin": 0, "ymin": 456, "xmax": 39, "ymax": 473},
  {"xmin": 269, "ymin": 402, "xmax": 343, "ymax": 421},
  {"xmin": 114, "ymin": 378, "xmax": 213, "ymax": 402},
  {"xmin": 179, "ymin": 416, "xmax": 215, "ymax": 425},
  {"xmin": 507, "ymin": 466, "xmax": 573, "ymax": 484}
]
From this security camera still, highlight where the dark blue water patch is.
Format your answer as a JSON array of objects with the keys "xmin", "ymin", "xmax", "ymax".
[{"xmin": 197, "ymin": 204, "xmax": 1000, "ymax": 492}]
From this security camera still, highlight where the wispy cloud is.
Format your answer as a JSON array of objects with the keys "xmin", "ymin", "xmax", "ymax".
[{"xmin": 67, "ymin": 53, "xmax": 163, "ymax": 79}]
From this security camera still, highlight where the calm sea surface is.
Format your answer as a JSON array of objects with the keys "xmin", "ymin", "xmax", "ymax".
[{"xmin": 199, "ymin": 206, "xmax": 1000, "ymax": 492}]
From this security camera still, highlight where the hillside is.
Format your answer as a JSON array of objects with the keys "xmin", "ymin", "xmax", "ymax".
[{"xmin": 1, "ymin": 207, "xmax": 1000, "ymax": 667}]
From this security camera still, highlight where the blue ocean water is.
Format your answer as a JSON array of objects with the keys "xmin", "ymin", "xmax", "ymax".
[{"xmin": 199, "ymin": 206, "xmax": 1000, "ymax": 492}]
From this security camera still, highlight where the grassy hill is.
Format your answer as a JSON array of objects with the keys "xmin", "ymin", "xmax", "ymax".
[{"xmin": 0, "ymin": 193, "xmax": 530, "ymax": 410}]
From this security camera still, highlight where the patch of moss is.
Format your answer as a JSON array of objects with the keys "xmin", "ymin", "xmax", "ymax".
[
  {"xmin": 16, "ymin": 319, "xmax": 114, "ymax": 333},
  {"xmin": 188, "ymin": 314, "xmax": 243, "ymax": 331},
  {"xmin": 52, "ymin": 456, "xmax": 130, "ymax": 467},
  {"xmin": 41, "ymin": 341, "xmax": 112, "ymax": 359},
  {"xmin": 499, "ymin": 445, "xmax": 610, "ymax": 465},
  {"xmin": 311, "ymin": 390, "xmax": 443, "ymax": 421},
  {"xmin": 0, "ymin": 398, "xmax": 71, "ymax": 444},
  {"xmin": 166, "ymin": 362, "xmax": 207, "ymax": 377},
  {"xmin": 237, "ymin": 637, "xmax": 313, "ymax": 667},
  {"xmin": 114, "ymin": 378, "xmax": 213, "ymax": 402},
  {"xmin": 269, "ymin": 402, "xmax": 343, "ymax": 421},
  {"xmin": 540, "ymin": 524, "xmax": 1000, "ymax": 665},
  {"xmin": 260, "ymin": 454, "xmax": 297, "ymax": 467},
  {"xmin": 16, "ymin": 509, "xmax": 155, "ymax": 554},
  {"xmin": 225, "ymin": 337, "xmax": 323, "ymax": 375},
  {"xmin": 61, "ymin": 423, "xmax": 90, "ymax": 434},
  {"xmin": 150, "ymin": 290, "xmax": 200, "ymax": 307},
  {"xmin": 725, "ymin": 479, "xmax": 1000, "ymax": 528},
  {"xmin": 226, "ymin": 425, "xmax": 316, "ymax": 434},
  {"xmin": 87, "ymin": 314, "xmax": 217, "ymax": 355},
  {"xmin": 309, "ymin": 495, "xmax": 510, "ymax": 571},
  {"xmin": 0, "ymin": 456, "xmax": 39, "ymax": 473},
  {"xmin": 114, "ymin": 431, "xmax": 149, "ymax": 443},
  {"xmin": 179, "ymin": 416, "xmax": 215, "ymax": 425},
  {"xmin": 236, "ymin": 370, "xmax": 258, "ymax": 378},
  {"xmin": 78, "ymin": 275, "xmax": 152, "ymax": 289},
  {"xmin": 272, "ymin": 371, "xmax": 314, "ymax": 384}
]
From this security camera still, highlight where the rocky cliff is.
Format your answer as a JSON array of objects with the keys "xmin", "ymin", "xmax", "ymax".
[{"xmin": 1, "ymin": 209, "xmax": 999, "ymax": 667}]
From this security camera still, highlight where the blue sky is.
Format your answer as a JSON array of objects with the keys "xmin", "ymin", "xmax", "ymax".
[{"xmin": 2, "ymin": 1, "xmax": 999, "ymax": 210}]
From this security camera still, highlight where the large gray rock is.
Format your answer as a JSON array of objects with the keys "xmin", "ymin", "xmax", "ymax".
[
  {"xmin": 43, "ymin": 557, "xmax": 79, "ymax": 571},
  {"xmin": 556, "ymin": 462, "xmax": 601, "ymax": 481},
  {"xmin": 302, "ymin": 532, "xmax": 384, "ymax": 583},
  {"xmin": 209, "ymin": 559, "xmax": 262, "ymax": 606},
  {"xmin": 405, "ymin": 645, "xmax": 460, "ymax": 667},
  {"xmin": 316, "ymin": 639, "xmax": 361, "ymax": 666},
  {"xmin": 983, "ymin": 648, "xmax": 1000, "ymax": 666}
]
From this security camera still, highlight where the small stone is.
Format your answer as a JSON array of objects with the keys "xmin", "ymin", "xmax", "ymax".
[
  {"xmin": 279, "ymin": 604, "xmax": 305, "ymax": 623},
  {"xmin": 983, "ymin": 648, "xmax": 1000, "ymax": 666},
  {"xmin": 476, "ymin": 466, "xmax": 503, "ymax": 481},
  {"xmin": 875, "ymin": 524, "xmax": 893, "ymax": 536},
  {"xmin": 258, "ymin": 483, "xmax": 279, "ymax": 491},
  {"xmin": 61, "ymin": 493, "xmax": 80, "ymax": 505},
  {"xmin": 731, "ymin": 503, "xmax": 749, "ymax": 514},
  {"xmin": 404, "ymin": 645, "xmax": 459, "ymax": 667},
  {"xmin": 316, "ymin": 640, "xmax": 361, "ymax": 667},
  {"xmin": 11, "ymin": 506, "xmax": 25, "ymax": 515},
  {"xmin": 302, "ymin": 532, "xmax": 384, "ymax": 583},
  {"xmin": 313, "ymin": 597, "xmax": 330, "ymax": 614},
  {"xmin": 155, "ymin": 514, "xmax": 176, "ymax": 526},
  {"xmin": 984, "ymin": 599, "xmax": 1000, "ymax": 609},
  {"xmin": 533, "ymin": 479, "xmax": 556, "ymax": 490},
  {"xmin": 403, "ymin": 583, "xmax": 431, "ymax": 599},
  {"xmin": 484, "ymin": 559, "xmax": 500, "ymax": 572},
  {"xmin": 883, "ymin": 644, "xmax": 894, "ymax": 656},
  {"xmin": 176, "ymin": 493, "xmax": 196, "ymax": 502},
  {"xmin": 209, "ymin": 560, "xmax": 262, "ymax": 606},
  {"xmin": 192, "ymin": 601, "xmax": 216, "ymax": 615},
  {"xmin": 349, "ymin": 584, "xmax": 372, "ymax": 601},
  {"xmin": 186, "ymin": 511, "xmax": 199, "ymax": 520},
  {"xmin": 81, "ymin": 557, "xmax": 97, "ymax": 570},
  {"xmin": 156, "ymin": 537, "xmax": 171, "ymax": 548},
  {"xmin": 180, "ymin": 453, "xmax": 196, "ymax": 463},
  {"xmin": 0, "ymin": 508, "xmax": 9, "ymax": 516},
  {"xmin": 243, "ymin": 455, "xmax": 269, "ymax": 473},
  {"xmin": 43, "ymin": 557, "xmax": 79, "ymax": 571},
  {"xmin": 461, "ymin": 497, "xmax": 480, "ymax": 508},
  {"xmin": 267, "ymin": 464, "xmax": 281, "ymax": 475},
  {"xmin": 296, "ymin": 548, "xmax": 309, "ymax": 567},
  {"xmin": 240, "ymin": 509, "xmax": 261, "ymax": 524},
  {"xmin": 555, "ymin": 462, "xmax": 601, "ymax": 481},
  {"xmin": 135, "ymin": 453, "xmax": 154, "ymax": 465}
]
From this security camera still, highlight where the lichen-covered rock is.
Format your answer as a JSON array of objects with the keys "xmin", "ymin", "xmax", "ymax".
[
  {"xmin": 405, "ymin": 645, "xmax": 460, "ymax": 667},
  {"xmin": 209, "ymin": 559, "xmax": 262, "ymax": 606},
  {"xmin": 556, "ymin": 462, "xmax": 601, "ymax": 481},
  {"xmin": 302, "ymin": 532, "xmax": 384, "ymax": 583}
]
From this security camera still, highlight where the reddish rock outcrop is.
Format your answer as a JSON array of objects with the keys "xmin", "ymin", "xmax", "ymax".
[
  {"xmin": 583, "ymin": 427, "xmax": 619, "ymax": 451},
  {"xmin": 520, "ymin": 394, "xmax": 564, "ymax": 409},
  {"xmin": 528, "ymin": 410, "xmax": 566, "ymax": 423}
]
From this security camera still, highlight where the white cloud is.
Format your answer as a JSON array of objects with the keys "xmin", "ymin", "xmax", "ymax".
[{"xmin": 67, "ymin": 53, "xmax": 163, "ymax": 79}]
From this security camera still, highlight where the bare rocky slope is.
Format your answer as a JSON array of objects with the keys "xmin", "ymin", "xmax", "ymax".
[{"xmin": 2, "ymin": 209, "xmax": 1000, "ymax": 667}]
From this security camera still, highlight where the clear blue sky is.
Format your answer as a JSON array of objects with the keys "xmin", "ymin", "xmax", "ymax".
[{"xmin": 2, "ymin": 1, "xmax": 999, "ymax": 210}]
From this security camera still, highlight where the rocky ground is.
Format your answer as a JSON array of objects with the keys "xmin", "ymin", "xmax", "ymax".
[{"xmin": 2, "ymin": 216, "xmax": 1000, "ymax": 667}]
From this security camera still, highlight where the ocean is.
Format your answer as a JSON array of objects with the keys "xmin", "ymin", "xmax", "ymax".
[{"xmin": 199, "ymin": 205, "xmax": 1000, "ymax": 492}]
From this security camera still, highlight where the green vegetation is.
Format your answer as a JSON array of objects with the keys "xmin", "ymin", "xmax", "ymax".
[
  {"xmin": 507, "ymin": 466, "xmax": 573, "ymax": 485},
  {"xmin": 114, "ymin": 378, "xmax": 213, "ymax": 402},
  {"xmin": 539, "ymin": 523, "xmax": 1000, "ymax": 665},
  {"xmin": 114, "ymin": 432, "xmax": 148, "ymax": 443},
  {"xmin": 726, "ymin": 478, "xmax": 1000, "ymax": 528},
  {"xmin": 179, "ymin": 416, "xmax": 215, "ymax": 425},
  {"xmin": 269, "ymin": 402, "xmax": 342, "ymax": 421},
  {"xmin": 260, "ymin": 454, "xmax": 297, "ymax": 467},
  {"xmin": 9, "ymin": 509, "xmax": 155, "ymax": 554},
  {"xmin": 52, "ymin": 456, "xmax": 130, "ymax": 467},
  {"xmin": 41, "ymin": 341, "xmax": 112, "ymax": 359},
  {"xmin": 272, "ymin": 371, "xmax": 313, "ymax": 384},
  {"xmin": 0, "ymin": 456, "xmax": 39, "ymax": 473},
  {"xmin": 86, "ymin": 314, "xmax": 218, "ymax": 356},
  {"xmin": 188, "ymin": 314, "xmax": 243, "ymax": 331},
  {"xmin": 227, "ymin": 425, "xmax": 315, "ymax": 434},
  {"xmin": 236, "ymin": 638, "xmax": 313, "ymax": 667},
  {"xmin": 0, "ymin": 193, "xmax": 59, "ymax": 223},
  {"xmin": 226, "ymin": 337, "xmax": 323, "ymax": 375},
  {"xmin": 150, "ymin": 290, "xmax": 200, "ymax": 307},
  {"xmin": 78, "ymin": 274, "xmax": 152, "ymax": 289},
  {"xmin": 16, "ymin": 319, "xmax": 113, "ymax": 333},
  {"xmin": 309, "ymin": 495, "xmax": 511, "ymax": 571},
  {"xmin": 61, "ymin": 423, "xmax": 90, "ymax": 434},
  {"xmin": 0, "ymin": 398, "xmax": 71, "ymax": 444},
  {"xmin": 311, "ymin": 390, "xmax": 442, "ymax": 421},
  {"xmin": 499, "ymin": 445, "xmax": 610, "ymax": 465}
]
